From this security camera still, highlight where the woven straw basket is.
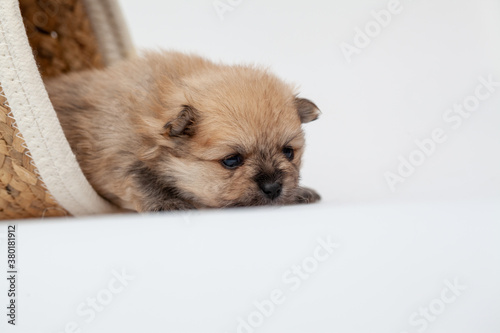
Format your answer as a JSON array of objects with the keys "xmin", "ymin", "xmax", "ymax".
[{"xmin": 0, "ymin": 0, "xmax": 134, "ymax": 219}]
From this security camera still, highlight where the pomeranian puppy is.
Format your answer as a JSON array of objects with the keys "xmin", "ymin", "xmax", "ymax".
[{"xmin": 45, "ymin": 51, "xmax": 320, "ymax": 211}]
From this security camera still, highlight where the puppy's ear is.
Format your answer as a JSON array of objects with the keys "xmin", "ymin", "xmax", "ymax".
[
  {"xmin": 163, "ymin": 105, "xmax": 198, "ymax": 137},
  {"xmin": 295, "ymin": 97, "xmax": 320, "ymax": 123}
]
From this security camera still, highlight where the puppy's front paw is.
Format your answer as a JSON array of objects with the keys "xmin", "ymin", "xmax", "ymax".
[{"xmin": 292, "ymin": 187, "xmax": 321, "ymax": 204}]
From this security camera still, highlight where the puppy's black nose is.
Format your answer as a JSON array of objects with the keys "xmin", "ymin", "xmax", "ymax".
[{"xmin": 259, "ymin": 182, "xmax": 282, "ymax": 200}]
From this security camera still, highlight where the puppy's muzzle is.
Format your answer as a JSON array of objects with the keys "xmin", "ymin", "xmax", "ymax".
[
  {"xmin": 259, "ymin": 181, "xmax": 282, "ymax": 200},
  {"xmin": 254, "ymin": 170, "xmax": 284, "ymax": 200}
]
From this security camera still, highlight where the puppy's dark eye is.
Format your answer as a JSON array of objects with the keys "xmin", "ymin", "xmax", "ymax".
[
  {"xmin": 221, "ymin": 154, "xmax": 244, "ymax": 169},
  {"xmin": 283, "ymin": 147, "xmax": 294, "ymax": 160}
]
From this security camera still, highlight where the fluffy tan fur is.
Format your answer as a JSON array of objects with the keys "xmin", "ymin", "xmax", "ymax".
[{"xmin": 45, "ymin": 51, "xmax": 320, "ymax": 211}]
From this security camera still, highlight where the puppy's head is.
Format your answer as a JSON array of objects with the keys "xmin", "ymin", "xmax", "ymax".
[{"xmin": 151, "ymin": 66, "xmax": 319, "ymax": 208}]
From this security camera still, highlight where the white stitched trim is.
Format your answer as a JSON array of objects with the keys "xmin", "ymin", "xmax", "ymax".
[{"xmin": 0, "ymin": 0, "xmax": 119, "ymax": 216}]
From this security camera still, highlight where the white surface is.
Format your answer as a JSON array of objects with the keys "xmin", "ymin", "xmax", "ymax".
[
  {"xmin": 1, "ymin": 199, "xmax": 500, "ymax": 332},
  {"xmin": 2, "ymin": 1, "xmax": 499, "ymax": 332}
]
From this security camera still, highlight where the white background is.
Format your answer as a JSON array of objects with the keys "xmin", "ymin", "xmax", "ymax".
[{"xmin": 119, "ymin": 0, "xmax": 500, "ymax": 205}]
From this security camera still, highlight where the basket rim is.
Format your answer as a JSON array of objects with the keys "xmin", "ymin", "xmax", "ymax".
[
  {"xmin": 0, "ymin": 0, "xmax": 128, "ymax": 216},
  {"xmin": 82, "ymin": 0, "xmax": 136, "ymax": 66}
]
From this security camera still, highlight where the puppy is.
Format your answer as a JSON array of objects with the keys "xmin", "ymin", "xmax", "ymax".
[{"xmin": 45, "ymin": 51, "xmax": 320, "ymax": 212}]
